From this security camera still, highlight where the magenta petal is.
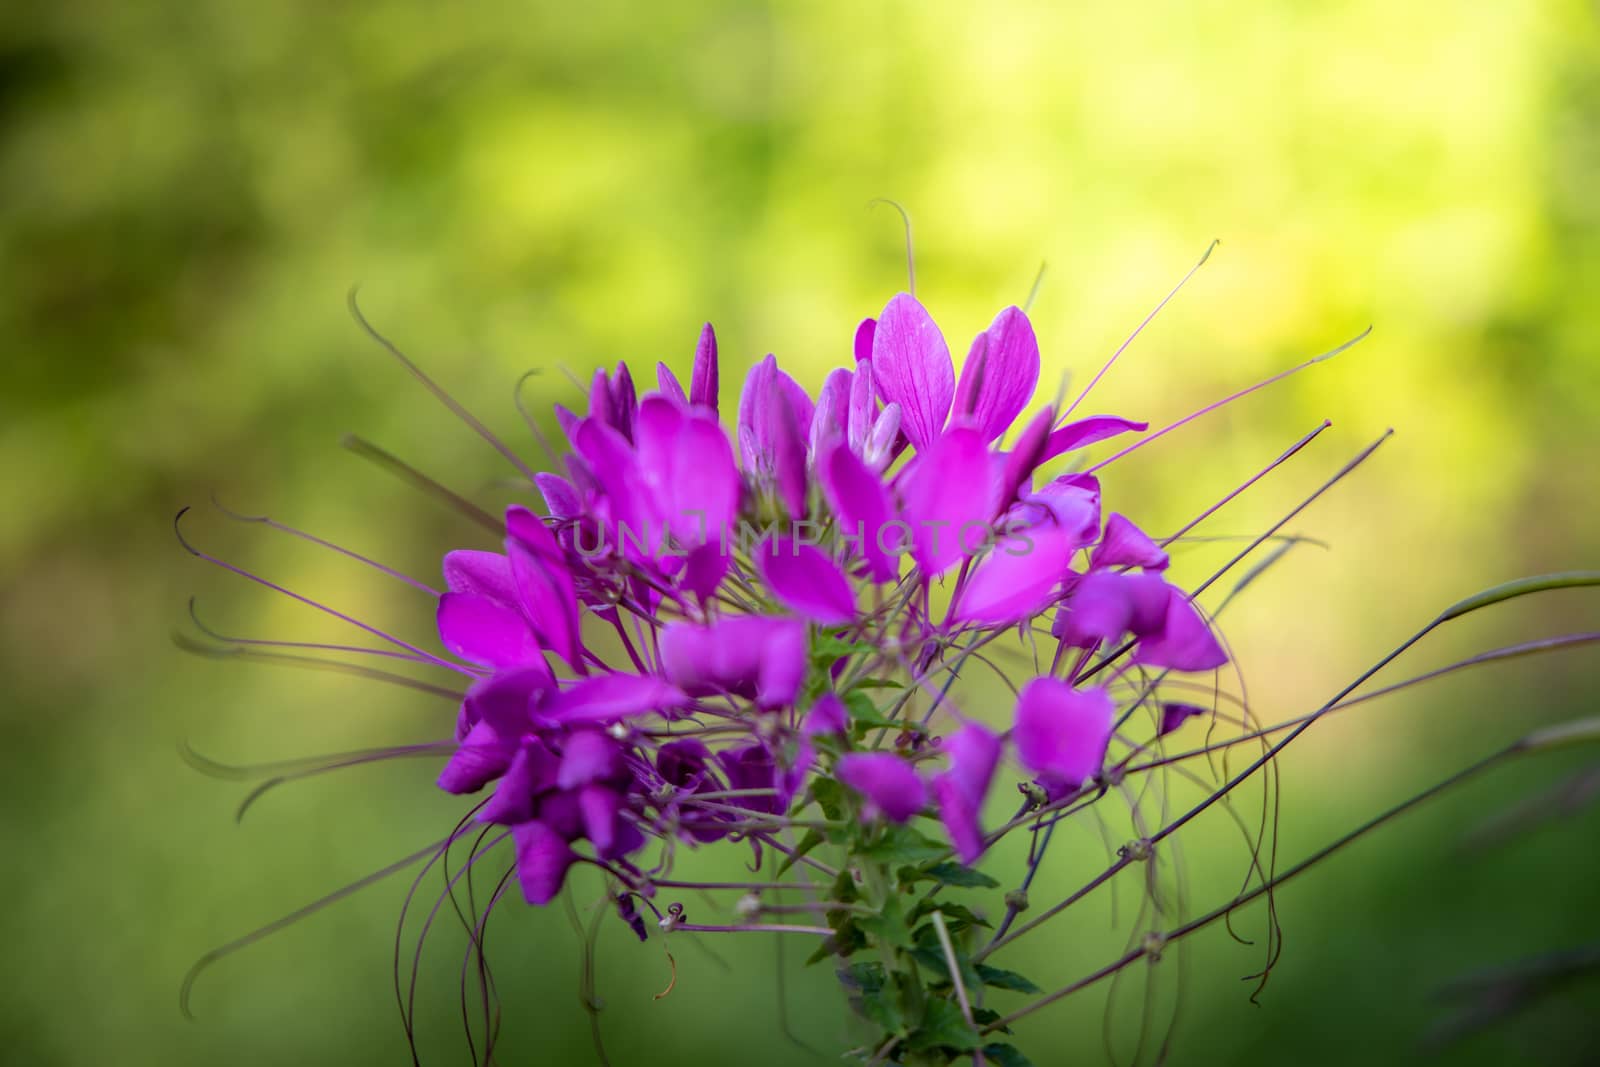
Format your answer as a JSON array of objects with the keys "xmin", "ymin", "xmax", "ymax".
[
  {"xmin": 681, "ymin": 541, "xmax": 730, "ymax": 600},
  {"xmin": 443, "ymin": 550, "xmax": 518, "ymax": 603},
  {"xmin": 1159, "ymin": 702, "xmax": 1207, "ymax": 737},
  {"xmin": 755, "ymin": 535, "xmax": 856, "ymax": 625},
  {"xmin": 819, "ymin": 440, "xmax": 900, "ymax": 584},
  {"xmin": 756, "ymin": 618, "xmax": 809, "ymax": 707},
  {"xmin": 848, "ymin": 357, "xmax": 876, "ymax": 454},
  {"xmin": 1042, "ymin": 415, "xmax": 1148, "ymax": 462},
  {"xmin": 512, "ymin": 821, "xmax": 577, "ymax": 905},
  {"xmin": 899, "ymin": 427, "xmax": 998, "ymax": 578},
  {"xmin": 936, "ymin": 722, "xmax": 1000, "ymax": 862},
  {"xmin": 690, "ymin": 322, "xmax": 719, "ymax": 413},
  {"xmin": 853, "ymin": 317, "xmax": 876, "ymax": 364},
  {"xmin": 438, "ymin": 720, "xmax": 514, "ymax": 794},
  {"xmin": 871, "ymin": 293, "xmax": 954, "ymax": 451},
  {"xmin": 837, "ymin": 752, "xmax": 928, "ymax": 823},
  {"xmin": 1135, "ymin": 590, "xmax": 1228, "ymax": 672},
  {"xmin": 1012, "ymin": 678, "xmax": 1114, "ymax": 795},
  {"xmin": 659, "ymin": 616, "xmax": 807, "ymax": 707},
  {"xmin": 656, "ymin": 362, "xmax": 687, "ymax": 404},
  {"xmin": 557, "ymin": 729, "xmax": 622, "ymax": 789},
  {"xmin": 463, "ymin": 664, "xmax": 552, "ymax": 736},
  {"xmin": 810, "ymin": 367, "xmax": 853, "ymax": 460},
  {"xmin": 506, "ymin": 507, "xmax": 582, "ymax": 667},
  {"xmin": 770, "ymin": 383, "xmax": 810, "ymax": 516},
  {"xmin": 577, "ymin": 784, "xmax": 621, "ymax": 854},
  {"xmin": 673, "ymin": 413, "xmax": 741, "ymax": 543},
  {"xmin": 950, "ymin": 526, "xmax": 1079, "ymax": 626},
  {"xmin": 437, "ymin": 592, "xmax": 541, "ymax": 668},
  {"xmin": 535, "ymin": 474, "xmax": 581, "ymax": 522},
  {"xmin": 1090, "ymin": 513, "xmax": 1170, "ymax": 572},
  {"xmin": 953, "ymin": 306, "xmax": 1040, "ymax": 443},
  {"xmin": 540, "ymin": 673, "xmax": 688, "ymax": 724},
  {"xmin": 1012, "ymin": 474, "xmax": 1101, "ymax": 543},
  {"xmin": 479, "ymin": 741, "xmax": 554, "ymax": 825},
  {"xmin": 801, "ymin": 693, "xmax": 848, "ymax": 737}
]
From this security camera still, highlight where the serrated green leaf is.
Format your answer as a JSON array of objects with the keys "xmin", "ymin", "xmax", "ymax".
[
  {"xmin": 859, "ymin": 824, "xmax": 947, "ymax": 865},
  {"xmin": 974, "ymin": 963, "xmax": 1042, "ymax": 994},
  {"xmin": 904, "ymin": 998, "xmax": 981, "ymax": 1053},
  {"xmin": 920, "ymin": 861, "xmax": 1000, "ymax": 888},
  {"xmin": 911, "ymin": 901, "xmax": 991, "ymax": 930},
  {"xmin": 810, "ymin": 777, "xmax": 846, "ymax": 821},
  {"xmin": 858, "ymin": 891, "xmax": 916, "ymax": 950}
]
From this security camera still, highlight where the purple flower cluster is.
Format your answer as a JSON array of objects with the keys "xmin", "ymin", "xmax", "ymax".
[{"xmin": 431, "ymin": 290, "xmax": 1227, "ymax": 905}]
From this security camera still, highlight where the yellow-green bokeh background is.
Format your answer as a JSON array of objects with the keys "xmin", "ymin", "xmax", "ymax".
[{"xmin": 2, "ymin": 2, "xmax": 1597, "ymax": 1064}]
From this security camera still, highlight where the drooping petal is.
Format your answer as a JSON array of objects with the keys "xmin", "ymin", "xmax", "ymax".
[
  {"xmin": 1041, "ymin": 415, "xmax": 1148, "ymax": 463},
  {"xmin": 717, "ymin": 743, "xmax": 783, "ymax": 814},
  {"xmin": 837, "ymin": 752, "xmax": 928, "ymax": 823},
  {"xmin": 1135, "ymin": 589, "xmax": 1228, "ymax": 672},
  {"xmin": 754, "ymin": 535, "xmax": 856, "ymax": 625},
  {"xmin": 1012, "ymin": 678, "xmax": 1115, "ymax": 797},
  {"xmin": 1159, "ymin": 702, "xmax": 1207, "ymax": 737},
  {"xmin": 539, "ymin": 673, "xmax": 688, "ymax": 724},
  {"xmin": 658, "ymin": 616, "xmax": 808, "ymax": 708},
  {"xmin": 437, "ymin": 592, "xmax": 541, "ymax": 668},
  {"xmin": 577, "ymin": 784, "xmax": 623, "ymax": 855},
  {"xmin": 1011, "ymin": 473, "xmax": 1101, "ymax": 543},
  {"xmin": 952, "ymin": 306, "xmax": 1040, "ymax": 443},
  {"xmin": 512, "ymin": 820, "xmax": 577, "ymax": 905},
  {"xmin": 949, "ymin": 526, "xmax": 1079, "ymax": 626},
  {"xmin": 479, "ymin": 739, "xmax": 559, "ymax": 825},
  {"xmin": 801, "ymin": 693, "xmax": 848, "ymax": 737},
  {"xmin": 870, "ymin": 293, "xmax": 954, "ymax": 451},
  {"xmin": 1090, "ymin": 513, "xmax": 1170, "ymax": 572},
  {"xmin": 557, "ymin": 729, "xmax": 623, "ymax": 789},
  {"xmin": 1052, "ymin": 570, "xmax": 1170, "ymax": 647},
  {"xmin": 438, "ymin": 719, "xmax": 515, "ymax": 794},
  {"xmin": 690, "ymin": 322, "xmax": 719, "ymax": 413},
  {"xmin": 505, "ymin": 506, "xmax": 582, "ymax": 667},
  {"xmin": 681, "ymin": 541, "xmax": 730, "ymax": 600},
  {"xmin": 462, "ymin": 663, "xmax": 553, "ymax": 737},
  {"xmin": 819, "ymin": 440, "xmax": 900, "ymax": 584},
  {"xmin": 935, "ymin": 721, "xmax": 1001, "ymax": 863},
  {"xmin": 899, "ymin": 427, "xmax": 998, "ymax": 578}
]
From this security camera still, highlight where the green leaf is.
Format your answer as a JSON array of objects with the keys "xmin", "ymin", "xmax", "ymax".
[
  {"xmin": 920, "ymin": 861, "xmax": 1000, "ymax": 888},
  {"xmin": 805, "ymin": 920, "xmax": 864, "ymax": 965},
  {"xmin": 904, "ymin": 998, "xmax": 981, "ymax": 1053},
  {"xmin": 858, "ymin": 892, "xmax": 916, "ymax": 950},
  {"xmin": 974, "ymin": 963, "xmax": 1042, "ymax": 994},
  {"xmin": 858, "ymin": 824, "xmax": 947, "ymax": 866},
  {"xmin": 981, "ymin": 1043, "xmax": 1036, "ymax": 1067},
  {"xmin": 839, "ymin": 962, "xmax": 905, "ymax": 1033},
  {"xmin": 776, "ymin": 827, "xmax": 825, "ymax": 877}
]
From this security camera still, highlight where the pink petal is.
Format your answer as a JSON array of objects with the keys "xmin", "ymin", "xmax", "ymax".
[
  {"xmin": 801, "ymin": 693, "xmax": 848, "ymax": 737},
  {"xmin": 656, "ymin": 362, "xmax": 687, "ymax": 404},
  {"xmin": 437, "ymin": 720, "xmax": 514, "ymax": 794},
  {"xmin": 690, "ymin": 322, "xmax": 719, "ymax": 413},
  {"xmin": 443, "ymin": 550, "xmax": 518, "ymax": 604},
  {"xmin": 953, "ymin": 306, "xmax": 1040, "ymax": 443},
  {"xmin": 437, "ymin": 592, "xmax": 541, "ymax": 668},
  {"xmin": 837, "ymin": 752, "xmax": 928, "ymax": 823},
  {"xmin": 1013, "ymin": 678, "xmax": 1114, "ymax": 795},
  {"xmin": 1090, "ymin": 513, "xmax": 1169, "ymax": 572},
  {"xmin": 848, "ymin": 357, "xmax": 877, "ymax": 454},
  {"xmin": 871, "ymin": 293, "xmax": 954, "ymax": 451},
  {"xmin": 1135, "ymin": 590, "xmax": 1227, "ymax": 672},
  {"xmin": 755, "ymin": 535, "xmax": 856, "ymax": 625},
  {"xmin": 999, "ymin": 406, "xmax": 1055, "ymax": 508},
  {"xmin": 505, "ymin": 506, "xmax": 581, "ymax": 667},
  {"xmin": 1042, "ymin": 415, "xmax": 1148, "ymax": 462},
  {"xmin": 949, "ymin": 526, "xmax": 1079, "ymax": 626},
  {"xmin": 899, "ymin": 427, "xmax": 998, "ymax": 578},
  {"xmin": 513, "ymin": 821, "xmax": 577, "ymax": 905},
  {"xmin": 540, "ymin": 673, "xmax": 688, "ymax": 724},
  {"xmin": 819, "ymin": 440, "xmax": 900, "ymax": 584},
  {"xmin": 853, "ymin": 317, "xmax": 876, "ymax": 364}
]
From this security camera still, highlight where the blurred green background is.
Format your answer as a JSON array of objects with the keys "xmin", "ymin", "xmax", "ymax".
[{"xmin": 3, "ymin": 1, "xmax": 1598, "ymax": 1064}]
